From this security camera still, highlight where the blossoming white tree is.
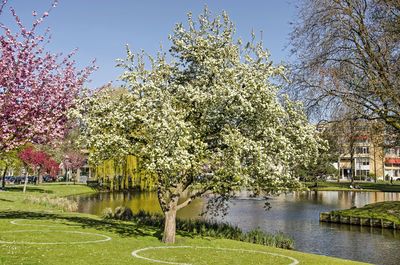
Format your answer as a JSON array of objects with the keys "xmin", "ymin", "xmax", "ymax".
[{"xmin": 72, "ymin": 8, "xmax": 324, "ymax": 243}]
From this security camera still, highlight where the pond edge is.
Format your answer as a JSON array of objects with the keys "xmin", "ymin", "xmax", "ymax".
[{"xmin": 319, "ymin": 212, "xmax": 399, "ymax": 230}]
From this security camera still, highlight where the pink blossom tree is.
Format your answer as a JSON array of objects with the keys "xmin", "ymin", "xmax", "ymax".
[
  {"xmin": 44, "ymin": 159, "xmax": 60, "ymax": 179},
  {"xmin": 18, "ymin": 146, "xmax": 59, "ymax": 192},
  {"xmin": 0, "ymin": 0, "xmax": 95, "ymax": 157}
]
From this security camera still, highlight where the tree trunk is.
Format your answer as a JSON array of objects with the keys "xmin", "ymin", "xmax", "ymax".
[
  {"xmin": 350, "ymin": 156, "xmax": 354, "ymax": 185},
  {"xmin": 2, "ymin": 165, "xmax": 8, "ymax": 189},
  {"xmin": 374, "ymin": 150, "xmax": 377, "ymax": 183},
  {"xmin": 23, "ymin": 171, "xmax": 28, "ymax": 193},
  {"xmin": 162, "ymin": 207, "xmax": 177, "ymax": 244},
  {"xmin": 38, "ymin": 168, "xmax": 42, "ymax": 186}
]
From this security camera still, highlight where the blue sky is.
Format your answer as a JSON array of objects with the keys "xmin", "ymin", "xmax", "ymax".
[{"xmin": 1, "ymin": 0, "xmax": 297, "ymax": 88}]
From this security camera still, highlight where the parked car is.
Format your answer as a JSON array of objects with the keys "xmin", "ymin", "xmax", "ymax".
[
  {"xmin": 18, "ymin": 176, "xmax": 33, "ymax": 184},
  {"xmin": 14, "ymin": 176, "xmax": 24, "ymax": 184},
  {"xmin": 5, "ymin": 176, "xmax": 15, "ymax": 184},
  {"xmin": 43, "ymin": 175, "xmax": 51, "ymax": 182}
]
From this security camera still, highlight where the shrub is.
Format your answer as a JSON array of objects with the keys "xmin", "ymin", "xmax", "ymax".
[
  {"xmin": 114, "ymin": 206, "xmax": 133, "ymax": 221},
  {"xmin": 101, "ymin": 207, "xmax": 114, "ymax": 219}
]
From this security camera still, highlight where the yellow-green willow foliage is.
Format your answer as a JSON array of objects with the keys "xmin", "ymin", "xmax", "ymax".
[{"xmin": 94, "ymin": 155, "xmax": 156, "ymax": 191}]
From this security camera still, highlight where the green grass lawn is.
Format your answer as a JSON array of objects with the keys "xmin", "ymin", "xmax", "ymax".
[
  {"xmin": 0, "ymin": 184, "xmax": 368, "ymax": 264},
  {"xmin": 304, "ymin": 181, "xmax": 400, "ymax": 192}
]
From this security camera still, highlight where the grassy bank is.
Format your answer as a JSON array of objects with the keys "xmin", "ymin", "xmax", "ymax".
[
  {"xmin": 105, "ymin": 208, "xmax": 294, "ymax": 249},
  {"xmin": 304, "ymin": 181, "xmax": 400, "ymax": 192},
  {"xmin": 0, "ymin": 184, "xmax": 367, "ymax": 264},
  {"xmin": 330, "ymin": 201, "xmax": 400, "ymax": 224}
]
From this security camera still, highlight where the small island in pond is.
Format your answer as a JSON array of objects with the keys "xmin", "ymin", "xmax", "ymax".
[{"xmin": 320, "ymin": 201, "xmax": 400, "ymax": 229}]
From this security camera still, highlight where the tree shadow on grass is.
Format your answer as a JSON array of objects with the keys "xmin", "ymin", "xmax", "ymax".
[
  {"xmin": 4, "ymin": 186, "xmax": 54, "ymax": 194},
  {"xmin": 0, "ymin": 210, "xmax": 162, "ymax": 239}
]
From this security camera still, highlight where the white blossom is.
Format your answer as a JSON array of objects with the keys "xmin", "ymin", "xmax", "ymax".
[{"xmin": 71, "ymin": 7, "xmax": 325, "ymax": 215}]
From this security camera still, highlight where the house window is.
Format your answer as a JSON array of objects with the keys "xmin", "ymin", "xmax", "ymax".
[
  {"xmin": 385, "ymin": 147, "xmax": 400, "ymax": 156},
  {"xmin": 357, "ymin": 158, "xmax": 369, "ymax": 166},
  {"xmin": 356, "ymin": 170, "xmax": 369, "ymax": 176},
  {"xmin": 356, "ymin": 146, "xmax": 369, "ymax": 154},
  {"xmin": 385, "ymin": 147, "xmax": 391, "ymax": 155},
  {"xmin": 385, "ymin": 135, "xmax": 398, "ymax": 145}
]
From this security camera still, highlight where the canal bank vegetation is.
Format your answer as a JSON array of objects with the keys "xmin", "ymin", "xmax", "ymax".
[
  {"xmin": 102, "ymin": 207, "xmax": 294, "ymax": 249},
  {"xmin": 0, "ymin": 184, "xmax": 367, "ymax": 264},
  {"xmin": 23, "ymin": 194, "xmax": 78, "ymax": 212},
  {"xmin": 304, "ymin": 181, "xmax": 400, "ymax": 192},
  {"xmin": 323, "ymin": 201, "xmax": 400, "ymax": 226}
]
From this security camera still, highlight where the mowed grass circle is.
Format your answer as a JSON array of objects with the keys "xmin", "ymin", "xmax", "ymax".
[
  {"xmin": 10, "ymin": 219, "xmax": 81, "ymax": 228},
  {"xmin": 0, "ymin": 230, "xmax": 111, "ymax": 244},
  {"xmin": 132, "ymin": 246, "xmax": 299, "ymax": 265}
]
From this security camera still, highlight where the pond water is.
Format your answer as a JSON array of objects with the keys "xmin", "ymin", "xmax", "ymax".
[{"xmin": 73, "ymin": 190, "xmax": 400, "ymax": 265}]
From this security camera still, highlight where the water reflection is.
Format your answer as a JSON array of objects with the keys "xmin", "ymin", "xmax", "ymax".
[
  {"xmin": 74, "ymin": 191, "xmax": 205, "ymax": 219},
  {"xmin": 73, "ymin": 191, "xmax": 400, "ymax": 265}
]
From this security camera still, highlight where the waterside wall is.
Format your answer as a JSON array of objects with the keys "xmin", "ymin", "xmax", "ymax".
[{"xmin": 320, "ymin": 212, "xmax": 399, "ymax": 230}]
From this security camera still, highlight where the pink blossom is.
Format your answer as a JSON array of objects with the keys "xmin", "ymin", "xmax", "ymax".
[
  {"xmin": 19, "ymin": 146, "xmax": 60, "ymax": 177},
  {"xmin": 0, "ymin": 0, "xmax": 96, "ymax": 153},
  {"xmin": 64, "ymin": 151, "xmax": 86, "ymax": 171}
]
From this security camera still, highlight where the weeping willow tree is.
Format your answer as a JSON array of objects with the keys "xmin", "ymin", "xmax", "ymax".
[
  {"xmin": 73, "ymin": 86, "xmax": 155, "ymax": 191},
  {"xmin": 94, "ymin": 155, "xmax": 155, "ymax": 191}
]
